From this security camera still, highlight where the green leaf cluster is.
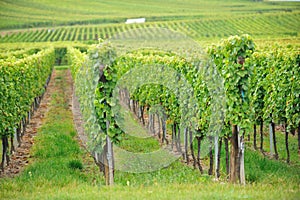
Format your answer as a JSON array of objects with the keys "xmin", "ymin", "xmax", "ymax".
[
  {"xmin": 248, "ymin": 45, "xmax": 300, "ymax": 130},
  {"xmin": 0, "ymin": 48, "xmax": 55, "ymax": 136},
  {"xmin": 208, "ymin": 34, "xmax": 255, "ymax": 132}
]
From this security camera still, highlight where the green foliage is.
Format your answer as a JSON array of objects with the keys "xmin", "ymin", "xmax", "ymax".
[
  {"xmin": 70, "ymin": 35, "xmax": 299, "ymax": 174},
  {"xmin": 248, "ymin": 45, "xmax": 300, "ymax": 129},
  {"xmin": 68, "ymin": 44, "xmax": 104, "ymax": 153},
  {"xmin": 54, "ymin": 47, "xmax": 67, "ymax": 65},
  {"xmin": 285, "ymin": 53, "xmax": 300, "ymax": 129},
  {"xmin": 114, "ymin": 51, "xmax": 197, "ymax": 124},
  {"xmin": 0, "ymin": 48, "xmax": 55, "ymax": 137},
  {"xmin": 248, "ymin": 51, "xmax": 268, "ymax": 124},
  {"xmin": 0, "ymin": 48, "xmax": 41, "ymax": 60},
  {"xmin": 67, "ymin": 46, "xmax": 86, "ymax": 79},
  {"xmin": 68, "ymin": 41, "xmax": 122, "ymax": 153},
  {"xmin": 93, "ymin": 41, "xmax": 122, "ymax": 143},
  {"xmin": 208, "ymin": 34, "xmax": 255, "ymax": 131}
]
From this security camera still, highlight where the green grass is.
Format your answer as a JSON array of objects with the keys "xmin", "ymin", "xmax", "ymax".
[
  {"xmin": 246, "ymin": 126, "xmax": 300, "ymax": 166},
  {"xmin": 1, "ymin": 175, "xmax": 299, "ymax": 200},
  {"xmin": 54, "ymin": 65, "xmax": 69, "ymax": 70},
  {"xmin": 118, "ymin": 134, "xmax": 160, "ymax": 153},
  {"xmin": 244, "ymin": 149, "xmax": 300, "ymax": 184}
]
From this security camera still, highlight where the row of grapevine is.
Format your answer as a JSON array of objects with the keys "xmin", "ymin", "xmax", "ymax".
[
  {"xmin": 112, "ymin": 50, "xmax": 209, "ymax": 174},
  {"xmin": 1, "ymin": 12, "xmax": 299, "ymax": 43},
  {"xmin": 0, "ymin": 48, "xmax": 41, "ymax": 60},
  {"xmin": 68, "ymin": 43, "xmax": 118, "ymax": 185},
  {"xmin": 109, "ymin": 35, "xmax": 257, "ymax": 183},
  {"xmin": 0, "ymin": 48, "xmax": 55, "ymax": 171},
  {"xmin": 248, "ymin": 46, "xmax": 300, "ymax": 163},
  {"xmin": 65, "ymin": 37, "xmax": 224, "ymax": 183},
  {"xmin": 68, "ymin": 35, "xmax": 299, "ymax": 185}
]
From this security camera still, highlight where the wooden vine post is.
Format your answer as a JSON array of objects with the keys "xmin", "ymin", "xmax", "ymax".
[
  {"xmin": 230, "ymin": 124, "xmax": 240, "ymax": 183},
  {"xmin": 105, "ymin": 120, "xmax": 114, "ymax": 185}
]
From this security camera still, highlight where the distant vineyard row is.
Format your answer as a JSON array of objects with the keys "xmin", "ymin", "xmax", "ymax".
[{"xmin": 0, "ymin": 12, "xmax": 299, "ymax": 43}]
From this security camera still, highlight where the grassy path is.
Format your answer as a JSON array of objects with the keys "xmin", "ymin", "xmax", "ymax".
[
  {"xmin": 0, "ymin": 67, "xmax": 299, "ymax": 199},
  {"xmin": 0, "ymin": 68, "xmax": 102, "ymax": 199}
]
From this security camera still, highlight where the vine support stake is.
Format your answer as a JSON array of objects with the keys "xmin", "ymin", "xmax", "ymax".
[
  {"xmin": 269, "ymin": 122, "xmax": 274, "ymax": 156},
  {"xmin": 106, "ymin": 120, "xmax": 114, "ymax": 185}
]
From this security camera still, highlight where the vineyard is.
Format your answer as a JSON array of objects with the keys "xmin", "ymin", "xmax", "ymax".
[
  {"xmin": 1, "ymin": 0, "xmax": 299, "ymax": 30},
  {"xmin": 1, "ymin": 12, "xmax": 300, "ymax": 43},
  {"xmin": 64, "ymin": 34, "xmax": 300, "ymax": 185},
  {"xmin": 0, "ymin": 0, "xmax": 300, "ymax": 199}
]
